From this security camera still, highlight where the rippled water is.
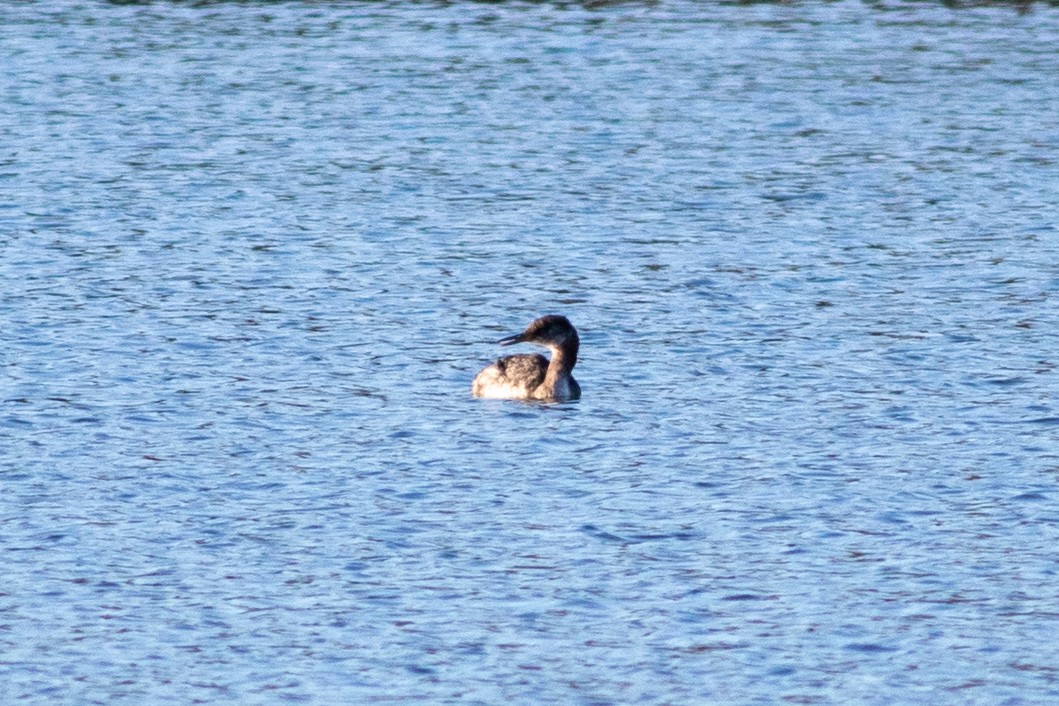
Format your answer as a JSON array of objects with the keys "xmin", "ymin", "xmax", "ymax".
[{"xmin": 4, "ymin": 1, "xmax": 1059, "ymax": 703}]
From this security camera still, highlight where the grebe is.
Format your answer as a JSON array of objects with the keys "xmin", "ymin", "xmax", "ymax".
[{"xmin": 471, "ymin": 315, "xmax": 581, "ymax": 401}]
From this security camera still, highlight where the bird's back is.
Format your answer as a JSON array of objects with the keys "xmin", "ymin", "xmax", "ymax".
[{"xmin": 471, "ymin": 353, "xmax": 548, "ymax": 399}]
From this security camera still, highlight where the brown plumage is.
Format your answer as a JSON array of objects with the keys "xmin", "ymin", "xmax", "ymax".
[{"xmin": 471, "ymin": 315, "xmax": 581, "ymax": 401}]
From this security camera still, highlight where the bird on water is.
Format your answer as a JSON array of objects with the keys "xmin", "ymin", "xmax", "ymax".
[{"xmin": 471, "ymin": 314, "xmax": 581, "ymax": 401}]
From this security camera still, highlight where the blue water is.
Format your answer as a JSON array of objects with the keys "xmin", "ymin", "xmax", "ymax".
[{"xmin": 3, "ymin": 1, "xmax": 1059, "ymax": 703}]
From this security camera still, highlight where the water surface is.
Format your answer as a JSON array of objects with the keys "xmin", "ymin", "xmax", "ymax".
[{"xmin": 3, "ymin": 1, "xmax": 1059, "ymax": 703}]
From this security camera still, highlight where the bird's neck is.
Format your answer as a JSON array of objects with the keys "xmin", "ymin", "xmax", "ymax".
[{"xmin": 545, "ymin": 340, "xmax": 578, "ymax": 380}]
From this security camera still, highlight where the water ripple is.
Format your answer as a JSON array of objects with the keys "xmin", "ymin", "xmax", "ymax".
[{"xmin": 4, "ymin": 1, "xmax": 1059, "ymax": 704}]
